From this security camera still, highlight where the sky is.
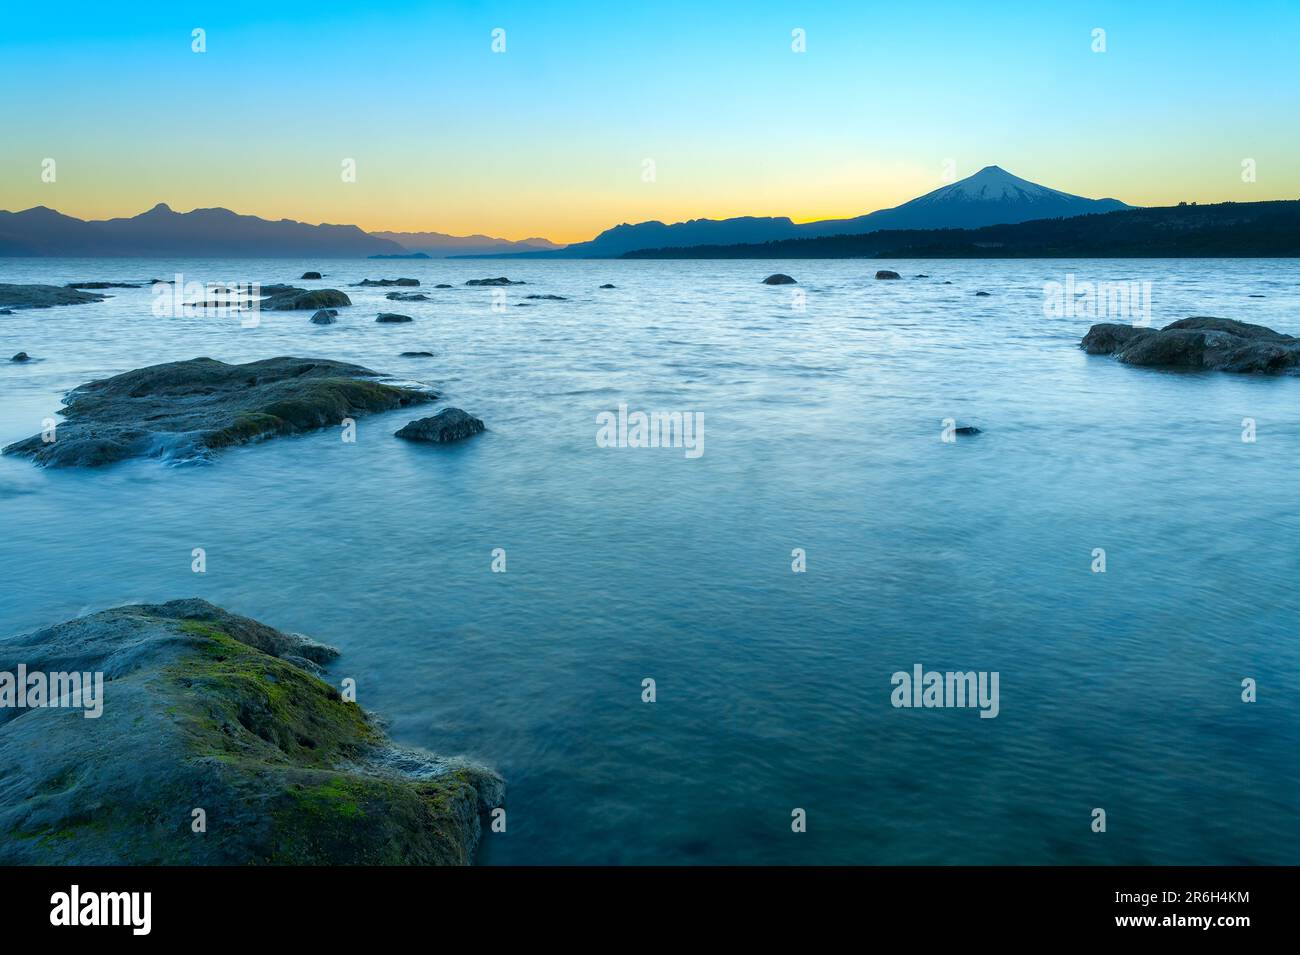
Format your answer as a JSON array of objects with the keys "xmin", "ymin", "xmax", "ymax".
[{"xmin": 1, "ymin": 1, "xmax": 1297, "ymax": 243}]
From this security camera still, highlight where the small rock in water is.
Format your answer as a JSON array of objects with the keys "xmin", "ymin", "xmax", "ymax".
[
  {"xmin": 385, "ymin": 291, "xmax": 430, "ymax": 301},
  {"xmin": 465, "ymin": 277, "xmax": 525, "ymax": 286},
  {"xmin": 525, "ymin": 294, "xmax": 567, "ymax": 300},
  {"xmin": 914, "ymin": 274, "xmax": 929, "ymax": 278},
  {"xmin": 309, "ymin": 309, "xmax": 338, "ymax": 324},
  {"xmin": 762, "ymin": 274, "xmax": 796, "ymax": 285},
  {"xmin": 1081, "ymin": 317, "xmax": 1300, "ymax": 374},
  {"xmin": 354, "ymin": 278, "xmax": 420, "ymax": 287},
  {"xmin": 300, "ymin": 271, "xmax": 322, "ymax": 280},
  {"xmin": 1249, "ymin": 294, "xmax": 1266, "ymax": 298},
  {"xmin": 261, "ymin": 287, "xmax": 352, "ymax": 311},
  {"xmin": 942, "ymin": 281, "xmax": 953, "ymax": 285},
  {"xmin": 975, "ymin": 291, "xmax": 991, "ymax": 297},
  {"xmin": 0, "ymin": 284, "xmax": 108, "ymax": 310},
  {"xmin": 11, "ymin": 352, "xmax": 30, "ymax": 362},
  {"xmin": 600, "ymin": 283, "xmax": 616, "ymax": 289},
  {"xmin": 876, "ymin": 270, "xmax": 901, "ymax": 280},
  {"xmin": 376, "ymin": 313, "xmax": 413, "ymax": 323},
  {"xmin": 395, "ymin": 408, "xmax": 486, "ymax": 444},
  {"xmin": 435, "ymin": 284, "xmax": 453, "ymax": 289},
  {"xmin": 954, "ymin": 425, "xmax": 981, "ymax": 435},
  {"xmin": 399, "ymin": 351, "xmax": 435, "ymax": 357}
]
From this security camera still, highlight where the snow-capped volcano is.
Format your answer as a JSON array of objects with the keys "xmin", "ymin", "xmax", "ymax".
[{"xmin": 808, "ymin": 165, "xmax": 1131, "ymax": 234}]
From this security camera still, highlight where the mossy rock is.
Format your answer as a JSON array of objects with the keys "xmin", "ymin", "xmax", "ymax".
[{"xmin": 0, "ymin": 600, "xmax": 503, "ymax": 865}]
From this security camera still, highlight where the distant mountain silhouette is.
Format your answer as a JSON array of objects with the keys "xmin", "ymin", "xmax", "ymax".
[
  {"xmin": 371, "ymin": 230, "xmax": 563, "ymax": 258},
  {"xmin": 464, "ymin": 166, "xmax": 1132, "ymax": 258},
  {"xmin": 621, "ymin": 200, "xmax": 1300, "ymax": 259},
  {"xmin": 0, "ymin": 204, "xmax": 408, "ymax": 257}
]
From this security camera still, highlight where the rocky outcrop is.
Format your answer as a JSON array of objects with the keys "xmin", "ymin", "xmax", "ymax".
[
  {"xmin": 465, "ymin": 277, "xmax": 524, "ymax": 286},
  {"xmin": 2, "ymin": 357, "xmax": 434, "ymax": 468},
  {"xmin": 0, "ymin": 599, "xmax": 503, "ymax": 865},
  {"xmin": 0, "ymin": 284, "xmax": 108, "ymax": 310},
  {"xmin": 354, "ymin": 278, "xmax": 419, "ymax": 287},
  {"xmin": 395, "ymin": 408, "xmax": 485, "ymax": 443},
  {"xmin": 376, "ymin": 313, "xmax": 413, "ymax": 323},
  {"xmin": 1081, "ymin": 317, "xmax": 1300, "ymax": 373},
  {"xmin": 875, "ymin": 270, "xmax": 900, "ymax": 280},
  {"xmin": 260, "ymin": 287, "xmax": 352, "ymax": 311},
  {"xmin": 762, "ymin": 274, "xmax": 796, "ymax": 285}
]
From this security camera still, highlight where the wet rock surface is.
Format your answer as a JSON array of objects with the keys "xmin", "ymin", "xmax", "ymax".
[
  {"xmin": 395, "ymin": 408, "xmax": 485, "ymax": 444},
  {"xmin": 1082, "ymin": 317, "xmax": 1300, "ymax": 373},
  {"xmin": 3, "ymin": 356, "xmax": 434, "ymax": 468},
  {"xmin": 0, "ymin": 284, "xmax": 108, "ymax": 310}
]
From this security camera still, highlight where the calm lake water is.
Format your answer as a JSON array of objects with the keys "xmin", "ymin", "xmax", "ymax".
[{"xmin": 2, "ymin": 257, "xmax": 1298, "ymax": 864}]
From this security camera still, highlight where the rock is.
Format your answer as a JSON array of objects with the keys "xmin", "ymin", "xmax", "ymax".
[
  {"xmin": 1249, "ymin": 294, "xmax": 1266, "ymax": 298},
  {"xmin": 434, "ymin": 284, "xmax": 453, "ymax": 289},
  {"xmin": 1081, "ymin": 317, "xmax": 1300, "ymax": 374},
  {"xmin": 942, "ymin": 281, "xmax": 953, "ymax": 285},
  {"xmin": 385, "ymin": 292, "xmax": 430, "ymax": 301},
  {"xmin": 400, "ymin": 351, "xmax": 435, "ymax": 357},
  {"xmin": 914, "ymin": 274, "xmax": 929, "ymax": 279},
  {"xmin": 524, "ymin": 294, "xmax": 567, "ymax": 301},
  {"xmin": 300, "ymin": 271, "xmax": 322, "ymax": 280},
  {"xmin": 11, "ymin": 352, "xmax": 30, "ymax": 362},
  {"xmin": 395, "ymin": 408, "xmax": 485, "ymax": 444},
  {"xmin": 353, "ymin": 278, "xmax": 420, "ymax": 287},
  {"xmin": 65, "ymin": 282, "xmax": 141, "ymax": 289},
  {"xmin": 309, "ymin": 309, "xmax": 339, "ymax": 325},
  {"xmin": 376, "ymin": 313, "xmax": 413, "ymax": 323},
  {"xmin": 875, "ymin": 270, "xmax": 901, "ymax": 280},
  {"xmin": 599, "ymin": 283, "xmax": 616, "ymax": 289},
  {"xmin": 0, "ymin": 599, "xmax": 503, "ymax": 864},
  {"xmin": 0, "ymin": 309, "xmax": 11, "ymax": 315},
  {"xmin": 465, "ymin": 277, "xmax": 525, "ymax": 286},
  {"xmin": 975, "ymin": 291, "xmax": 991, "ymax": 296},
  {"xmin": 0, "ymin": 284, "xmax": 108, "ymax": 310},
  {"xmin": 260, "ymin": 287, "xmax": 352, "ymax": 311},
  {"xmin": 2, "ymin": 357, "xmax": 434, "ymax": 468},
  {"xmin": 954, "ymin": 425, "xmax": 981, "ymax": 435},
  {"xmin": 762, "ymin": 274, "xmax": 796, "ymax": 285}
]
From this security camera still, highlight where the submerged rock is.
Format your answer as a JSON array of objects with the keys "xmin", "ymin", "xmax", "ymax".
[
  {"xmin": 465, "ymin": 277, "xmax": 524, "ymax": 286},
  {"xmin": 385, "ymin": 291, "xmax": 430, "ymax": 301},
  {"xmin": 376, "ymin": 313, "xmax": 413, "ymax": 323},
  {"xmin": 2, "ymin": 356, "xmax": 434, "ymax": 468},
  {"xmin": 0, "ymin": 284, "xmax": 108, "ymax": 310},
  {"xmin": 400, "ymin": 351, "xmax": 435, "ymax": 357},
  {"xmin": 354, "ymin": 278, "xmax": 419, "ymax": 287},
  {"xmin": 524, "ymin": 294, "xmax": 567, "ymax": 301},
  {"xmin": 395, "ymin": 408, "xmax": 485, "ymax": 444},
  {"xmin": 875, "ymin": 270, "xmax": 901, "ymax": 280},
  {"xmin": 11, "ymin": 352, "xmax": 30, "ymax": 362},
  {"xmin": 954, "ymin": 425, "xmax": 981, "ymax": 435},
  {"xmin": 309, "ymin": 309, "xmax": 338, "ymax": 325},
  {"xmin": 435, "ymin": 284, "xmax": 453, "ymax": 289},
  {"xmin": 260, "ymin": 287, "xmax": 352, "ymax": 311},
  {"xmin": 0, "ymin": 599, "xmax": 502, "ymax": 865},
  {"xmin": 975, "ymin": 291, "xmax": 991, "ymax": 297},
  {"xmin": 599, "ymin": 283, "xmax": 616, "ymax": 289},
  {"xmin": 914, "ymin": 274, "xmax": 929, "ymax": 279},
  {"xmin": 762, "ymin": 274, "xmax": 796, "ymax": 285},
  {"xmin": 300, "ymin": 271, "xmax": 322, "ymax": 280},
  {"xmin": 1081, "ymin": 317, "xmax": 1300, "ymax": 374}
]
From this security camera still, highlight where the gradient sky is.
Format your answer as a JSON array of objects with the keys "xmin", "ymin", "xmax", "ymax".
[{"xmin": 1, "ymin": 1, "xmax": 1297, "ymax": 243}]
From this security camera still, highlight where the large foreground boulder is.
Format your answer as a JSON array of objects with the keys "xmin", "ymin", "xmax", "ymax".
[
  {"xmin": 395, "ymin": 408, "xmax": 485, "ymax": 443},
  {"xmin": 2, "ymin": 357, "xmax": 434, "ymax": 468},
  {"xmin": 0, "ymin": 599, "xmax": 503, "ymax": 865},
  {"xmin": 1081, "ymin": 317, "xmax": 1300, "ymax": 373},
  {"xmin": 0, "ymin": 284, "xmax": 108, "ymax": 310}
]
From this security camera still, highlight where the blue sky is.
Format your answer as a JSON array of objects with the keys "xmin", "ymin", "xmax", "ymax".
[{"xmin": 1, "ymin": 0, "xmax": 1296, "ymax": 240}]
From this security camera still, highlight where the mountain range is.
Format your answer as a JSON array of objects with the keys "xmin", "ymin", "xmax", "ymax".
[
  {"xmin": 465, "ymin": 166, "xmax": 1132, "ymax": 258},
  {"xmin": 0, "ymin": 167, "xmax": 1131, "ymax": 258}
]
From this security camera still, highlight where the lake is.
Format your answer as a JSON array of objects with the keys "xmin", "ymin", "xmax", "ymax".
[{"xmin": 2, "ymin": 256, "xmax": 1297, "ymax": 864}]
